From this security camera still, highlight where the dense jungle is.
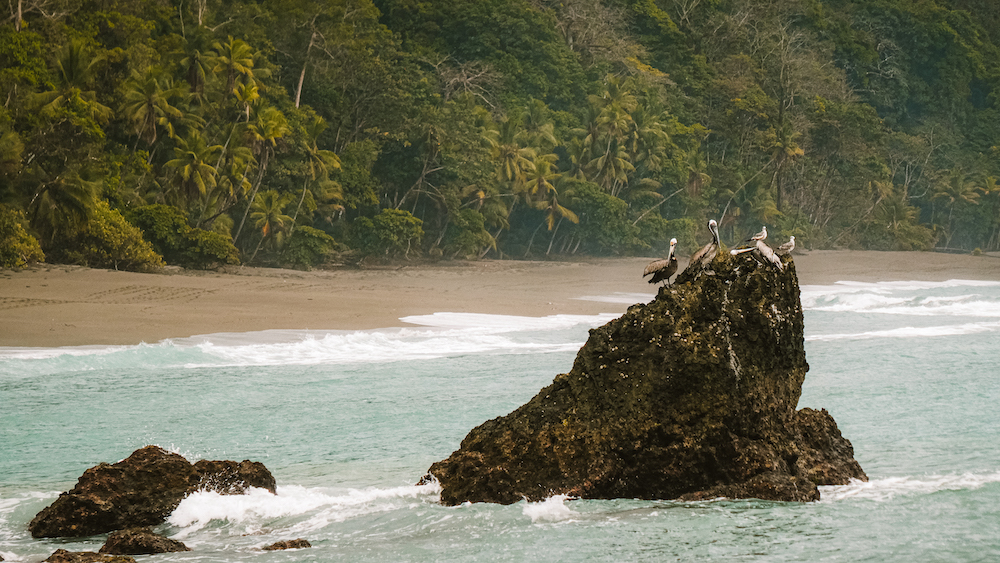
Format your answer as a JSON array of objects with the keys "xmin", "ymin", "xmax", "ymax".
[{"xmin": 1, "ymin": 0, "xmax": 999, "ymax": 270}]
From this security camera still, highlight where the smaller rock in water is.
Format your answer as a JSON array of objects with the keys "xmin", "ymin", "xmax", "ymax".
[
  {"xmin": 262, "ymin": 539, "xmax": 312, "ymax": 550},
  {"xmin": 29, "ymin": 445, "xmax": 277, "ymax": 538},
  {"xmin": 99, "ymin": 527, "xmax": 190, "ymax": 555},
  {"xmin": 193, "ymin": 459, "xmax": 276, "ymax": 494},
  {"xmin": 43, "ymin": 550, "xmax": 136, "ymax": 563}
]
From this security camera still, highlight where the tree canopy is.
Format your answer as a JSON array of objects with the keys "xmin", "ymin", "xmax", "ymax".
[{"xmin": 2, "ymin": 0, "xmax": 999, "ymax": 270}]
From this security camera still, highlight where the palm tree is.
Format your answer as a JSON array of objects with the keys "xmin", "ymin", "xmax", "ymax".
[
  {"xmin": 290, "ymin": 116, "xmax": 342, "ymax": 231},
  {"xmin": 522, "ymin": 153, "xmax": 560, "ymax": 203},
  {"xmin": 212, "ymin": 36, "xmax": 266, "ymax": 96},
  {"xmin": 32, "ymin": 40, "xmax": 112, "ymax": 123},
  {"xmin": 932, "ymin": 168, "xmax": 980, "ymax": 248},
  {"xmin": 488, "ymin": 112, "xmax": 537, "ymax": 189},
  {"xmin": 165, "ymin": 132, "xmax": 223, "ymax": 205},
  {"xmin": 122, "ymin": 69, "xmax": 185, "ymax": 151},
  {"xmin": 248, "ymin": 190, "xmax": 294, "ymax": 263},
  {"xmin": 588, "ymin": 136, "xmax": 634, "ymax": 197},
  {"xmin": 521, "ymin": 99, "xmax": 558, "ymax": 151},
  {"xmin": 233, "ymin": 105, "xmax": 290, "ymax": 244},
  {"xmin": 27, "ymin": 168, "xmax": 101, "ymax": 244}
]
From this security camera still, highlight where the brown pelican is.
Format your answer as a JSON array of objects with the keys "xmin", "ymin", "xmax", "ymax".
[
  {"xmin": 746, "ymin": 225, "xmax": 767, "ymax": 242},
  {"xmin": 686, "ymin": 219, "xmax": 720, "ymax": 272},
  {"xmin": 730, "ymin": 239, "xmax": 783, "ymax": 270},
  {"xmin": 753, "ymin": 239, "xmax": 784, "ymax": 270},
  {"xmin": 643, "ymin": 238, "xmax": 678, "ymax": 285},
  {"xmin": 777, "ymin": 236, "xmax": 795, "ymax": 255}
]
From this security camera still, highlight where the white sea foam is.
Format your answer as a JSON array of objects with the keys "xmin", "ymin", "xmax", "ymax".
[
  {"xmin": 574, "ymin": 292, "xmax": 656, "ymax": 305},
  {"xmin": 0, "ymin": 312, "xmax": 616, "ymax": 367},
  {"xmin": 168, "ymin": 482, "xmax": 441, "ymax": 538},
  {"xmin": 522, "ymin": 495, "xmax": 579, "ymax": 523},
  {"xmin": 820, "ymin": 472, "xmax": 1000, "ymax": 502},
  {"xmin": 801, "ymin": 279, "xmax": 1000, "ymax": 318},
  {"xmin": 399, "ymin": 312, "xmax": 619, "ymax": 331},
  {"xmin": 807, "ymin": 320, "xmax": 1000, "ymax": 341}
]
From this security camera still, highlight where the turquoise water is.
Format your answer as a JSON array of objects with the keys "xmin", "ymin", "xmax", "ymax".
[{"xmin": 2, "ymin": 281, "xmax": 999, "ymax": 561}]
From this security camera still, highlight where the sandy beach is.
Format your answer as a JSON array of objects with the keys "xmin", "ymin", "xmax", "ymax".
[{"xmin": 2, "ymin": 250, "xmax": 999, "ymax": 347}]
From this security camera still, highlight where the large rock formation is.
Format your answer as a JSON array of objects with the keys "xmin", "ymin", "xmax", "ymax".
[
  {"xmin": 29, "ymin": 446, "xmax": 276, "ymax": 538},
  {"xmin": 425, "ymin": 252, "xmax": 866, "ymax": 504}
]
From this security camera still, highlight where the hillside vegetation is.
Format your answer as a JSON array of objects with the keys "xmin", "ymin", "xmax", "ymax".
[{"xmin": 2, "ymin": 0, "xmax": 998, "ymax": 269}]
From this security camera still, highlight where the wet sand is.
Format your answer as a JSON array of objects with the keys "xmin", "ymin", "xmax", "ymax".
[{"xmin": 2, "ymin": 251, "xmax": 998, "ymax": 347}]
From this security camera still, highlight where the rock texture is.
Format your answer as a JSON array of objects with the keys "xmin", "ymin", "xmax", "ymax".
[
  {"xmin": 425, "ymin": 252, "xmax": 866, "ymax": 505},
  {"xmin": 43, "ymin": 550, "xmax": 135, "ymax": 563},
  {"xmin": 99, "ymin": 527, "xmax": 190, "ymax": 555},
  {"xmin": 262, "ymin": 539, "xmax": 312, "ymax": 550},
  {"xmin": 29, "ymin": 446, "xmax": 276, "ymax": 538}
]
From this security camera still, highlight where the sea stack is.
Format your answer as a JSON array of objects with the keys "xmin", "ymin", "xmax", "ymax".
[{"xmin": 424, "ymin": 250, "xmax": 866, "ymax": 504}]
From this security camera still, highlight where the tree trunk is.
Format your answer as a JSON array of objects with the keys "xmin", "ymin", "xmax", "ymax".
[
  {"xmin": 546, "ymin": 217, "xmax": 563, "ymax": 255},
  {"xmin": 524, "ymin": 221, "xmax": 544, "ymax": 257},
  {"xmin": 294, "ymin": 32, "xmax": 317, "ymax": 109}
]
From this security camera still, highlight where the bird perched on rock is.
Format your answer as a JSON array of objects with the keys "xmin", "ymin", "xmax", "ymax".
[
  {"xmin": 730, "ymin": 239, "xmax": 783, "ymax": 270},
  {"xmin": 753, "ymin": 239, "xmax": 783, "ymax": 270},
  {"xmin": 777, "ymin": 236, "xmax": 795, "ymax": 255},
  {"xmin": 686, "ymin": 219, "xmax": 720, "ymax": 273},
  {"xmin": 643, "ymin": 238, "xmax": 678, "ymax": 285},
  {"xmin": 746, "ymin": 225, "xmax": 767, "ymax": 242}
]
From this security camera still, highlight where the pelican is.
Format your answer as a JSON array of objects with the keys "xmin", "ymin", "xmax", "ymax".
[
  {"xmin": 686, "ymin": 219, "xmax": 720, "ymax": 272},
  {"xmin": 777, "ymin": 236, "xmax": 795, "ymax": 255},
  {"xmin": 753, "ymin": 239, "xmax": 784, "ymax": 270},
  {"xmin": 746, "ymin": 225, "xmax": 767, "ymax": 242},
  {"xmin": 644, "ymin": 238, "xmax": 678, "ymax": 285},
  {"xmin": 730, "ymin": 239, "xmax": 783, "ymax": 270}
]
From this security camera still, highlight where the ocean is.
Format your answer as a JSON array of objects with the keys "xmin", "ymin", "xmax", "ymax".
[{"xmin": 1, "ymin": 279, "xmax": 999, "ymax": 562}]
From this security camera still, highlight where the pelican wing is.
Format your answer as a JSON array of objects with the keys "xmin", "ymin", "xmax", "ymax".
[{"xmin": 643, "ymin": 259, "xmax": 672, "ymax": 277}]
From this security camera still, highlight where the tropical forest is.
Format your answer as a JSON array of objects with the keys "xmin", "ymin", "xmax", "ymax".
[{"xmin": 2, "ymin": 0, "xmax": 999, "ymax": 271}]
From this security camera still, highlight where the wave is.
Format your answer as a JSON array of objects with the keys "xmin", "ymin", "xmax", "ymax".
[
  {"xmin": 574, "ymin": 292, "xmax": 656, "ymax": 305},
  {"xmin": 168, "ymin": 482, "xmax": 442, "ymax": 539},
  {"xmin": 399, "ymin": 312, "xmax": 619, "ymax": 331},
  {"xmin": 801, "ymin": 279, "xmax": 1000, "ymax": 318},
  {"xmin": 521, "ymin": 495, "xmax": 579, "ymax": 523},
  {"xmin": 0, "ymin": 312, "xmax": 617, "ymax": 372},
  {"xmin": 806, "ymin": 320, "xmax": 1000, "ymax": 341},
  {"xmin": 820, "ymin": 471, "xmax": 1000, "ymax": 502}
]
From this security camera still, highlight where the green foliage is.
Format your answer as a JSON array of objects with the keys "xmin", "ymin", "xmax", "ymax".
[
  {"xmin": 352, "ymin": 208, "xmax": 424, "ymax": 258},
  {"xmin": 443, "ymin": 208, "xmax": 494, "ymax": 259},
  {"xmin": 183, "ymin": 229, "xmax": 241, "ymax": 268},
  {"xmin": 564, "ymin": 179, "xmax": 639, "ymax": 255},
  {"xmin": 58, "ymin": 200, "xmax": 165, "ymax": 272},
  {"xmin": 2, "ymin": 0, "xmax": 999, "ymax": 263},
  {"xmin": 0, "ymin": 205, "xmax": 45, "ymax": 268},
  {"xmin": 128, "ymin": 204, "xmax": 240, "ymax": 268},
  {"xmin": 283, "ymin": 225, "xmax": 336, "ymax": 268},
  {"xmin": 337, "ymin": 139, "xmax": 382, "ymax": 211}
]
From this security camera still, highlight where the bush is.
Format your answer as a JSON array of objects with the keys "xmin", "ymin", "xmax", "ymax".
[
  {"xmin": 0, "ymin": 204, "xmax": 44, "ymax": 268},
  {"xmin": 128, "ymin": 204, "xmax": 240, "ymax": 268},
  {"xmin": 443, "ymin": 209, "xmax": 494, "ymax": 258},
  {"xmin": 62, "ymin": 200, "xmax": 164, "ymax": 272},
  {"xmin": 563, "ymin": 180, "xmax": 640, "ymax": 255},
  {"xmin": 352, "ymin": 208, "xmax": 424, "ymax": 258},
  {"xmin": 284, "ymin": 225, "xmax": 336, "ymax": 268}
]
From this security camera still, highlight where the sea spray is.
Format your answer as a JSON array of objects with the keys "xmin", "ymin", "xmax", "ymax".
[
  {"xmin": 522, "ymin": 495, "xmax": 579, "ymax": 523},
  {"xmin": 169, "ymin": 483, "xmax": 442, "ymax": 538}
]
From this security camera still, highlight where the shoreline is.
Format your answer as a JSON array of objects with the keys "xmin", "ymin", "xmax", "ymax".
[{"xmin": 2, "ymin": 250, "xmax": 999, "ymax": 348}]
